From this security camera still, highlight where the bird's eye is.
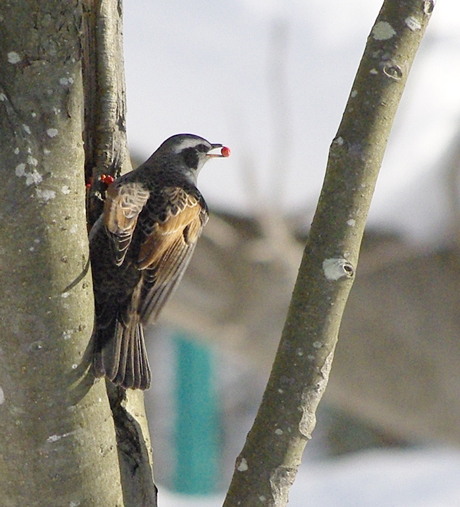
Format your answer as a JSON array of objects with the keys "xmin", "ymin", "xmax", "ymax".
[{"xmin": 196, "ymin": 144, "xmax": 208, "ymax": 153}]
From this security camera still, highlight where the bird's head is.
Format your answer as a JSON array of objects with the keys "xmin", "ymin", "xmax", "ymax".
[{"xmin": 156, "ymin": 133, "xmax": 230, "ymax": 183}]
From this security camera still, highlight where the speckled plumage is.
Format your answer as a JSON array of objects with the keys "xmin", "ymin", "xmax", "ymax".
[{"xmin": 89, "ymin": 134, "xmax": 226, "ymax": 389}]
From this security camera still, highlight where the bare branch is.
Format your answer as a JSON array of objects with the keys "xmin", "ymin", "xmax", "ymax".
[
  {"xmin": 82, "ymin": 1, "xmax": 157, "ymax": 504},
  {"xmin": 83, "ymin": 0, "xmax": 132, "ymax": 227},
  {"xmin": 223, "ymin": 1, "xmax": 435, "ymax": 505}
]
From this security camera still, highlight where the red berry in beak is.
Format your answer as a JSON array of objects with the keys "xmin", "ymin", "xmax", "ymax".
[{"xmin": 221, "ymin": 146, "xmax": 231, "ymax": 158}]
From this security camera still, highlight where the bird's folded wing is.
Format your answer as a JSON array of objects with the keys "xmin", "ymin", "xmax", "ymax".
[
  {"xmin": 137, "ymin": 187, "xmax": 208, "ymax": 324},
  {"xmin": 104, "ymin": 181, "xmax": 150, "ymax": 266}
]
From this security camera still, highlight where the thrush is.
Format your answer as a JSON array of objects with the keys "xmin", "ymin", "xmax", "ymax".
[{"xmin": 89, "ymin": 133, "xmax": 230, "ymax": 390}]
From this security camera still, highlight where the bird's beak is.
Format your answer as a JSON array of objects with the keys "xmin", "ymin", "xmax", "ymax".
[
  {"xmin": 207, "ymin": 144, "xmax": 223, "ymax": 158},
  {"xmin": 207, "ymin": 144, "xmax": 231, "ymax": 158}
]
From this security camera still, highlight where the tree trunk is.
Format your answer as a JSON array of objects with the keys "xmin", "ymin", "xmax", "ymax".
[{"xmin": 0, "ymin": 1, "xmax": 155, "ymax": 505}]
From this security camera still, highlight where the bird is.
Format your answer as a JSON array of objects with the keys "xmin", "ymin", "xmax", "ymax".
[{"xmin": 89, "ymin": 133, "xmax": 230, "ymax": 390}]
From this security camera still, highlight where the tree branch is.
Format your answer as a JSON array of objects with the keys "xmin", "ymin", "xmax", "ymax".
[
  {"xmin": 83, "ymin": 0, "xmax": 132, "ymax": 227},
  {"xmin": 82, "ymin": 1, "xmax": 157, "ymax": 504},
  {"xmin": 223, "ymin": 1, "xmax": 435, "ymax": 505}
]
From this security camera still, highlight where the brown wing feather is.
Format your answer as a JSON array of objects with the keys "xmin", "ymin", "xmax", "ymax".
[
  {"xmin": 137, "ymin": 187, "xmax": 208, "ymax": 324},
  {"xmin": 139, "ymin": 235, "xmax": 197, "ymax": 324},
  {"xmin": 137, "ymin": 203, "xmax": 202, "ymax": 269},
  {"xmin": 104, "ymin": 181, "xmax": 150, "ymax": 266}
]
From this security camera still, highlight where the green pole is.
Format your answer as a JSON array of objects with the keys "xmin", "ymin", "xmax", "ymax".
[{"xmin": 173, "ymin": 332, "xmax": 219, "ymax": 494}]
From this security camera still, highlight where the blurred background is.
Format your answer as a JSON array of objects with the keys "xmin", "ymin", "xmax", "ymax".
[{"xmin": 123, "ymin": 1, "xmax": 460, "ymax": 505}]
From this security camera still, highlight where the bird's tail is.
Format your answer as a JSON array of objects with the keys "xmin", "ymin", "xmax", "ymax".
[{"xmin": 93, "ymin": 310, "xmax": 151, "ymax": 390}]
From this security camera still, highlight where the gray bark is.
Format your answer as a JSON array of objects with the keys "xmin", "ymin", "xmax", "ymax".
[
  {"xmin": 223, "ymin": 0, "xmax": 434, "ymax": 505},
  {"xmin": 0, "ymin": 1, "xmax": 155, "ymax": 505}
]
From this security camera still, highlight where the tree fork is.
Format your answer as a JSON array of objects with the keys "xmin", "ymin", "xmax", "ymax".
[{"xmin": 0, "ymin": 1, "xmax": 156, "ymax": 505}]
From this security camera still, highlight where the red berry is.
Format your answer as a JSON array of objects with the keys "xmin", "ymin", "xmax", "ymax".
[
  {"xmin": 101, "ymin": 174, "xmax": 115, "ymax": 186},
  {"xmin": 221, "ymin": 146, "xmax": 231, "ymax": 157}
]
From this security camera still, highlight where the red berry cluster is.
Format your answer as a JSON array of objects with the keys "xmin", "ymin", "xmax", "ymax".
[{"xmin": 86, "ymin": 174, "xmax": 115, "ymax": 189}]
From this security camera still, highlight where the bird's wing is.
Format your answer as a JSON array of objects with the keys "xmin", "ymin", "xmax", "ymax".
[
  {"xmin": 103, "ymin": 181, "xmax": 150, "ymax": 266},
  {"xmin": 137, "ymin": 186, "xmax": 208, "ymax": 324}
]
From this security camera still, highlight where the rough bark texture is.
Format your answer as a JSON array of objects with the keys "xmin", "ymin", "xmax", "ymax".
[
  {"xmin": 0, "ymin": 1, "xmax": 155, "ymax": 505},
  {"xmin": 223, "ymin": 1, "xmax": 434, "ymax": 505},
  {"xmin": 0, "ymin": 1, "xmax": 124, "ymax": 505},
  {"xmin": 82, "ymin": 1, "xmax": 157, "ymax": 503},
  {"xmin": 82, "ymin": 0, "xmax": 132, "ymax": 228}
]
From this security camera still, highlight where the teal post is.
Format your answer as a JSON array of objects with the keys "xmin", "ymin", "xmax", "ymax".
[{"xmin": 173, "ymin": 332, "xmax": 219, "ymax": 494}]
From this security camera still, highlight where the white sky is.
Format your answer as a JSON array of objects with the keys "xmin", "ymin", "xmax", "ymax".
[{"xmin": 123, "ymin": 0, "xmax": 460, "ymax": 243}]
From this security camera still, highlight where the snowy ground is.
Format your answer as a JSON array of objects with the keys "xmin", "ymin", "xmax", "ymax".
[{"xmin": 159, "ymin": 447, "xmax": 460, "ymax": 507}]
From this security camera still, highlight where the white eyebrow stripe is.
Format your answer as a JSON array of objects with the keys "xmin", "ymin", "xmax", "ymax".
[{"xmin": 172, "ymin": 139, "xmax": 209, "ymax": 153}]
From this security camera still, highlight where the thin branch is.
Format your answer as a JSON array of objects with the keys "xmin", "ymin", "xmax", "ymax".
[{"xmin": 223, "ymin": 1, "xmax": 435, "ymax": 505}]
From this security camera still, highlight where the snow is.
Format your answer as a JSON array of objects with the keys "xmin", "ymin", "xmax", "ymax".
[{"xmin": 158, "ymin": 447, "xmax": 460, "ymax": 507}]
